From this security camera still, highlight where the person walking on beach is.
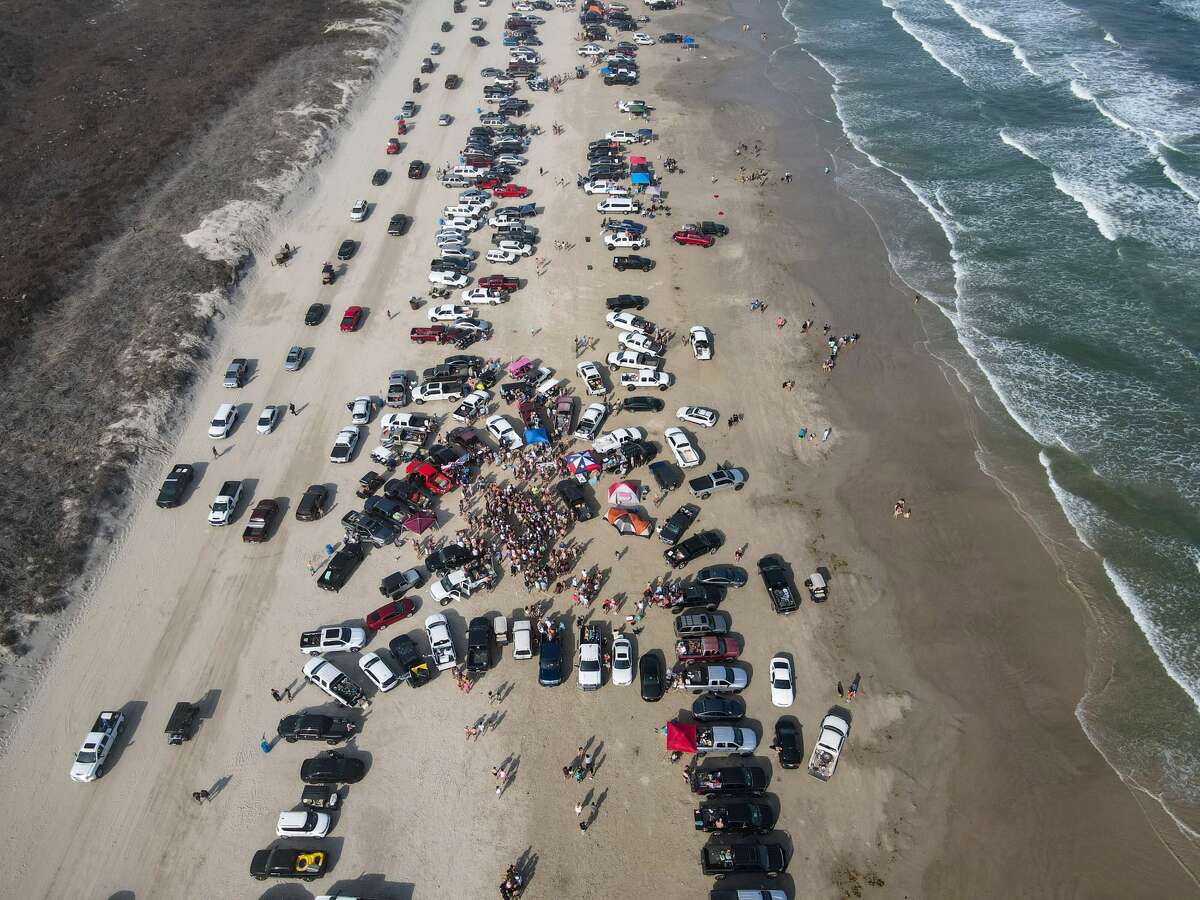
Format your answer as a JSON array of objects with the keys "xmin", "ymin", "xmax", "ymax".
[
  {"xmin": 289, "ymin": 403, "xmax": 297, "ymax": 415},
  {"xmin": 211, "ymin": 446, "xmax": 218, "ymax": 459},
  {"xmin": 270, "ymin": 688, "xmax": 282, "ymax": 702},
  {"xmin": 848, "ymin": 672, "xmax": 861, "ymax": 700},
  {"xmin": 192, "ymin": 791, "xmax": 204, "ymax": 804},
  {"xmin": 574, "ymin": 801, "xmax": 584, "ymax": 816}
]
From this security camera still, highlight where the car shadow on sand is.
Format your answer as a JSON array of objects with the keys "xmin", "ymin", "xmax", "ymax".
[{"xmin": 103, "ymin": 699, "xmax": 148, "ymax": 774}]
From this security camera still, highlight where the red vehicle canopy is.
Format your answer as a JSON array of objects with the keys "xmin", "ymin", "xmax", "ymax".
[{"xmin": 666, "ymin": 721, "xmax": 697, "ymax": 753}]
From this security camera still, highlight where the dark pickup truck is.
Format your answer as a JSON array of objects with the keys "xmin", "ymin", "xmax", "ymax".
[
  {"xmin": 758, "ymin": 556, "xmax": 798, "ymax": 614},
  {"xmin": 155, "ymin": 463, "xmax": 194, "ymax": 508},
  {"xmin": 277, "ymin": 713, "xmax": 357, "ymax": 745},
  {"xmin": 465, "ymin": 615, "xmax": 492, "ymax": 674},
  {"xmin": 688, "ymin": 764, "xmax": 769, "ymax": 798},
  {"xmin": 241, "ymin": 499, "xmax": 278, "ymax": 543},
  {"xmin": 694, "ymin": 801, "xmax": 776, "ymax": 835},
  {"xmin": 700, "ymin": 841, "xmax": 788, "ymax": 879}
]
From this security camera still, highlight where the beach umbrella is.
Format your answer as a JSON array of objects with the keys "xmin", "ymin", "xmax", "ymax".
[
  {"xmin": 608, "ymin": 480, "xmax": 640, "ymax": 508},
  {"xmin": 565, "ymin": 450, "xmax": 600, "ymax": 476},
  {"xmin": 403, "ymin": 513, "xmax": 436, "ymax": 534}
]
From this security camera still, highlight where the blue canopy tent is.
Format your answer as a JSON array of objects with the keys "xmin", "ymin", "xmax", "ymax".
[
  {"xmin": 631, "ymin": 171, "xmax": 652, "ymax": 186},
  {"xmin": 525, "ymin": 427, "xmax": 550, "ymax": 445}
]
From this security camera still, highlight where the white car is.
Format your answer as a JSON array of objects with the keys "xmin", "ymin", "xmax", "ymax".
[
  {"xmin": 489, "ymin": 213, "xmax": 524, "ymax": 228},
  {"xmin": 512, "ymin": 619, "xmax": 533, "ymax": 660},
  {"xmin": 770, "ymin": 656, "xmax": 795, "ymax": 707},
  {"xmin": 690, "ymin": 325, "xmax": 713, "ymax": 360},
  {"xmin": 677, "ymin": 405, "xmax": 719, "ymax": 428},
  {"xmin": 495, "ymin": 154, "xmax": 527, "ymax": 167},
  {"xmin": 438, "ymin": 113, "xmax": 453, "ymax": 126},
  {"xmin": 597, "ymin": 197, "xmax": 641, "ymax": 214},
  {"xmin": 577, "ymin": 43, "xmax": 604, "ymax": 57},
  {"xmin": 585, "ymin": 179, "xmax": 629, "ymax": 196},
  {"xmin": 486, "ymin": 414, "xmax": 524, "ymax": 449},
  {"xmin": 429, "ymin": 270, "xmax": 471, "ymax": 287},
  {"xmin": 256, "ymin": 405, "xmax": 279, "ymax": 435},
  {"xmin": 578, "ymin": 638, "xmax": 602, "ymax": 690},
  {"xmin": 359, "ymin": 651, "xmax": 402, "ymax": 692},
  {"xmin": 574, "ymin": 402, "xmax": 608, "ymax": 441},
  {"xmin": 611, "ymin": 635, "xmax": 634, "ymax": 686},
  {"xmin": 618, "ymin": 98, "xmax": 648, "ymax": 111},
  {"xmin": 497, "ymin": 240, "xmax": 533, "ymax": 256},
  {"xmin": 277, "ymin": 810, "xmax": 331, "ymax": 838},
  {"xmin": 350, "ymin": 199, "xmax": 368, "ymax": 221},
  {"xmin": 380, "ymin": 411, "xmax": 435, "ymax": 434},
  {"xmin": 486, "ymin": 248, "xmax": 519, "ymax": 265},
  {"xmin": 329, "ymin": 426, "xmax": 360, "ymax": 463},
  {"xmin": 348, "ymin": 395, "xmax": 374, "ymax": 425},
  {"xmin": 606, "ymin": 130, "xmax": 640, "ymax": 143},
  {"xmin": 462, "ymin": 287, "xmax": 508, "ymax": 305},
  {"xmin": 664, "ymin": 426, "xmax": 701, "ymax": 468},
  {"xmin": 606, "ymin": 350, "xmax": 659, "ymax": 372},
  {"xmin": 634, "ymin": 32, "xmax": 655, "ymax": 45},
  {"xmin": 593, "ymin": 426, "xmax": 644, "ymax": 453},
  {"xmin": 618, "ymin": 330, "xmax": 664, "ymax": 355},
  {"xmin": 605, "ymin": 232, "xmax": 647, "ymax": 250},
  {"xmin": 425, "ymin": 613, "xmax": 458, "ymax": 670},
  {"xmin": 69, "ymin": 711, "xmax": 125, "ymax": 783},
  {"xmin": 208, "ymin": 403, "xmax": 238, "ymax": 438},
  {"xmin": 577, "ymin": 360, "xmax": 608, "ymax": 395},
  {"xmin": 619, "ymin": 370, "xmax": 672, "ymax": 391},
  {"xmin": 605, "ymin": 310, "xmax": 654, "ymax": 334},
  {"xmin": 428, "ymin": 304, "xmax": 474, "ymax": 322}
]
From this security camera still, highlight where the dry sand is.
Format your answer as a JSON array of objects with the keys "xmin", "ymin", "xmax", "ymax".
[{"xmin": 2, "ymin": 0, "xmax": 1198, "ymax": 898}]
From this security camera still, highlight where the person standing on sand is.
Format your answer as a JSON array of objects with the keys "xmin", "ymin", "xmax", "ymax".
[
  {"xmin": 837, "ymin": 680, "xmax": 844, "ymax": 697},
  {"xmin": 848, "ymin": 672, "xmax": 861, "ymax": 700}
]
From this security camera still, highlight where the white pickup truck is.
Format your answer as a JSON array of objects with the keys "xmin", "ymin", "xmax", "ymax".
[
  {"xmin": 620, "ymin": 370, "xmax": 672, "ymax": 392},
  {"xmin": 808, "ymin": 709, "xmax": 851, "ymax": 781},
  {"xmin": 425, "ymin": 613, "xmax": 458, "ymax": 670},
  {"xmin": 70, "ymin": 711, "xmax": 126, "ymax": 782},
  {"xmin": 664, "ymin": 427, "xmax": 700, "ymax": 468},
  {"xmin": 299, "ymin": 626, "xmax": 368, "ymax": 656},
  {"xmin": 303, "ymin": 656, "xmax": 368, "ymax": 708}
]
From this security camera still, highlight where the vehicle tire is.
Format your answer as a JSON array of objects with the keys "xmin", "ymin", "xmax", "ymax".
[
  {"xmin": 659, "ymin": 385, "xmax": 668, "ymax": 391},
  {"xmin": 699, "ymin": 492, "xmax": 710, "ymax": 500},
  {"xmin": 95, "ymin": 764, "xmax": 104, "ymax": 778},
  {"xmin": 714, "ymin": 874, "xmax": 726, "ymax": 881},
  {"xmin": 254, "ymin": 875, "xmax": 268, "ymax": 881},
  {"xmin": 327, "ymin": 739, "xmax": 339, "ymax": 745},
  {"xmin": 286, "ymin": 736, "xmax": 298, "ymax": 743},
  {"xmin": 415, "ymin": 399, "xmax": 425, "ymax": 405},
  {"xmin": 734, "ymin": 483, "xmax": 744, "ymax": 491},
  {"xmin": 671, "ymin": 607, "xmax": 683, "ymax": 616},
  {"xmin": 767, "ymin": 872, "xmax": 779, "ymax": 878},
  {"xmin": 308, "ymin": 650, "xmax": 319, "ymax": 656}
]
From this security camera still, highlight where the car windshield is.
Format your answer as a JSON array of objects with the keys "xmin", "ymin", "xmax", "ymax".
[
  {"xmin": 75, "ymin": 750, "xmax": 97, "ymax": 763},
  {"xmin": 581, "ymin": 660, "xmax": 600, "ymax": 672},
  {"xmin": 212, "ymin": 500, "xmax": 229, "ymax": 511}
]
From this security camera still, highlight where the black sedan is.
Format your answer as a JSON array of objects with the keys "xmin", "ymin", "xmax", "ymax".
[
  {"xmin": 336, "ymin": 239, "xmax": 357, "ymax": 260},
  {"xmin": 317, "ymin": 543, "xmax": 364, "ymax": 592},
  {"xmin": 659, "ymin": 503, "xmax": 700, "ymax": 546},
  {"xmin": 696, "ymin": 565, "xmax": 748, "ymax": 588},
  {"xmin": 772, "ymin": 717, "xmax": 803, "ymax": 769},
  {"xmin": 300, "ymin": 750, "xmax": 367, "ymax": 784},
  {"xmin": 277, "ymin": 713, "xmax": 357, "ymax": 745},
  {"xmin": 372, "ymin": 168, "xmax": 390, "ymax": 186},
  {"xmin": 640, "ymin": 652, "xmax": 663, "ymax": 702},
  {"xmin": 538, "ymin": 636, "xmax": 564, "ymax": 686},
  {"xmin": 470, "ymin": 35, "xmax": 488, "ymax": 46},
  {"xmin": 665, "ymin": 529, "xmax": 723, "ymax": 568},
  {"xmin": 304, "ymin": 303, "xmax": 327, "ymax": 326},
  {"xmin": 692, "ymin": 694, "xmax": 746, "ymax": 722},
  {"xmin": 155, "ymin": 463, "xmax": 194, "ymax": 509},
  {"xmin": 424, "ymin": 544, "xmax": 474, "ymax": 574},
  {"xmin": 622, "ymin": 396, "xmax": 663, "ymax": 413}
]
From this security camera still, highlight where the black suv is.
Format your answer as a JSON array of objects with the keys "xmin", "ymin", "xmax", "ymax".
[
  {"xmin": 772, "ymin": 717, "xmax": 803, "ymax": 769},
  {"xmin": 300, "ymin": 750, "xmax": 367, "ymax": 784},
  {"xmin": 155, "ymin": 463, "xmax": 194, "ymax": 508},
  {"xmin": 640, "ymin": 652, "xmax": 663, "ymax": 702},
  {"xmin": 659, "ymin": 503, "xmax": 700, "ymax": 546},
  {"xmin": 669, "ymin": 583, "xmax": 723, "ymax": 614},
  {"xmin": 388, "ymin": 634, "xmax": 431, "ymax": 687},
  {"xmin": 556, "ymin": 479, "xmax": 594, "ymax": 521},
  {"xmin": 317, "ymin": 542, "xmax": 364, "ymax": 592},
  {"xmin": 408, "ymin": 159, "xmax": 425, "ymax": 179},
  {"xmin": 277, "ymin": 713, "xmax": 357, "ymax": 745},
  {"xmin": 665, "ymin": 529, "xmax": 722, "ymax": 567},
  {"xmin": 425, "ymin": 543, "xmax": 474, "ymax": 574},
  {"xmin": 688, "ymin": 764, "xmax": 769, "ymax": 798}
]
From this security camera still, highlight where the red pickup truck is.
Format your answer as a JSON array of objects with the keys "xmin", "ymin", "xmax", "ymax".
[
  {"xmin": 675, "ymin": 635, "xmax": 741, "ymax": 662},
  {"xmin": 478, "ymin": 275, "xmax": 520, "ymax": 292},
  {"xmin": 410, "ymin": 325, "xmax": 448, "ymax": 344}
]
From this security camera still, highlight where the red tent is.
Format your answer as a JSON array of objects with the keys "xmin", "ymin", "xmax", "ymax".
[
  {"xmin": 629, "ymin": 155, "xmax": 647, "ymax": 166},
  {"xmin": 666, "ymin": 721, "xmax": 697, "ymax": 753}
]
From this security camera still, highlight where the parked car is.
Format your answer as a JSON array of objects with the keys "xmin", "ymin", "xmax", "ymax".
[
  {"xmin": 758, "ymin": 555, "xmax": 798, "ymax": 614},
  {"xmin": 340, "ymin": 305, "xmax": 364, "ymax": 331},
  {"xmin": 249, "ymin": 847, "xmax": 328, "ymax": 882},
  {"xmin": 659, "ymin": 503, "xmax": 699, "ymax": 546},
  {"xmin": 276, "ymin": 809, "xmax": 332, "ymax": 838},
  {"xmin": 696, "ymin": 565, "xmax": 747, "ymax": 588},
  {"xmin": 676, "ymin": 664, "xmax": 748, "ymax": 693},
  {"xmin": 611, "ymin": 635, "xmax": 634, "ymax": 686},
  {"xmin": 665, "ymin": 529, "xmax": 723, "ymax": 568},
  {"xmin": 538, "ymin": 634, "xmax": 564, "ymax": 686},
  {"xmin": 689, "ymin": 325, "xmax": 714, "ymax": 360},
  {"xmin": 677, "ymin": 405, "xmax": 718, "ymax": 428},
  {"xmin": 688, "ymin": 466, "xmax": 747, "ymax": 499},
  {"xmin": 772, "ymin": 717, "xmax": 803, "ymax": 770},
  {"xmin": 613, "ymin": 254, "xmax": 655, "ymax": 271},
  {"xmin": 296, "ymin": 484, "xmax": 329, "ymax": 521},
  {"xmin": 769, "ymin": 656, "xmax": 795, "ymax": 707},
  {"xmin": 359, "ymin": 650, "xmax": 403, "ymax": 692},
  {"xmin": 69, "ymin": 711, "xmax": 125, "ymax": 782},
  {"xmin": 329, "ymin": 426, "xmax": 361, "ymax": 463},
  {"xmin": 692, "ymin": 694, "xmax": 746, "ymax": 722},
  {"xmin": 155, "ymin": 464, "xmax": 194, "ymax": 508},
  {"xmin": 640, "ymin": 652, "xmax": 664, "ymax": 701},
  {"xmin": 300, "ymin": 750, "xmax": 367, "ymax": 784},
  {"xmin": 277, "ymin": 713, "xmax": 357, "ymax": 744},
  {"xmin": 688, "ymin": 764, "xmax": 769, "ymax": 798},
  {"xmin": 317, "ymin": 543, "xmax": 364, "ymax": 592}
]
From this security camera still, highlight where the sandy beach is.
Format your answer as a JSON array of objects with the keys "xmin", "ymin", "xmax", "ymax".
[{"xmin": 1, "ymin": 0, "xmax": 1197, "ymax": 897}]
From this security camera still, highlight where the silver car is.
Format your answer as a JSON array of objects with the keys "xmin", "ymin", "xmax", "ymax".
[{"xmin": 284, "ymin": 345, "xmax": 305, "ymax": 371}]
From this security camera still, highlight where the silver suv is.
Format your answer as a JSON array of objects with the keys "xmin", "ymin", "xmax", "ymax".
[{"xmin": 673, "ymin": 612, "xmax": 729, "ymax": 638}]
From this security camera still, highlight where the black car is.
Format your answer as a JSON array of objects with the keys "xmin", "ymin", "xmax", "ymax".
[
  {"xmin": 758, "ymin": 555, "xmax": 799, "ymax": 614},
  {"xmin": 692, "ymin": 694, "xmax": 746, "ymax": 722},
  {"xmin": 620, "ymin": 439, "xmax": 657, "ymax": 467},
  {"xmin": 384, "ymin": 478, "xmax": 431, "ymax": 513},
  {"xmin": 772, "ymin": 717, "xmax": 803, "ymax": 769},
  {"xmin": 661, "ymin": 32, "xmax": 683, "ymax": 43},
  {"xmin": 304, "ymin": 302, "xmax": 327, "ymax": 326},
  {"xmin": 408, "ymin": 159, "xmax": 425, "ymax": 179},
  {"xmin": 277, "ymin": 713, "xmax": 357, "ymax": 745},
  {"xmin": 670, "ymin": 583, "xmax": 724, "ymax": 614},
  {"xmin": 649, "ymin": 460, "xmax": 682, "ymax": 492},
  {"xmin": 250, "ymin": 846, "xmax": 328, "ymax": 882},
  {"xmin": 470, "ymin": 35, "xmax": 488, "ymax": 46},
  {"xmin": 300, "ymin": 750, "xmax": 367, "ymax": 784},
  {"xmin": 431, "ymin": 257, "xmax": 471, "ymax": 273},
  {"xmin": 622, "ymin": 396, "xmax": 663, "ymax": 413},
  {"xmin": 336, "ymin": 239, "xmax": 357, "ymax": 260},
  {"xmin": 701, "ymin": 841, "xmax": 787, "ymax": 878},
  {"xmin": 696, "ymin": 565, "xmax": 748, "ymax": 588},
  {"xmin": 445, "ymin": 73, "xmax": 461, "ymax": 89},
  {"xmin": 425, "ymin": 543, "xmax": 474, "ymax": 575},
  {"xmin": 659, "ymin": 503, "xmax": 700, "ymax": 546},
  {"xmin": 372, "ymin": 168, "xmax": 390, "ymax": 186},
  {"xmin": 538, "ymin": 636, "xmax": 564, "ymax": 686},
  {"xmin": 387, "ymin": 213, "xmax": 409, "ymax": 235},
  {"xmin": 556, "ymin": 479, "xmax": 595, "ymax": 521},
  {"xmin": 613, "ymin": 255, "xmax": 654, "ymax": 272},
  {"xmin": 442, "ymin": 354, "xmax": 484, "ymax": 375},
  {"xmin": 640, "ymin": 652, "xmax": 664, "ymax": 702},
  {"xmin": 691, "ymin": 220, "xmax": 729, "ymax": 237},
  {"xmin": 604, "ymin": 74, "xmax": 638, "ymax": 86},
  {"xmin": 689, "ymin": 764, "xmax": 769, "ymax": 798},
  {"xmin": 465, "ymin": 616, "xmax": 492, "ymax": 674},
  {"xmin": 441, "ymin": 19, "xmax": 452, "ymax": 30},
  {"xmin": 155, "ymin": 463, "xmax": 194, "ymax": 508},
  {"xmin": 388, "ymin": 634, "xmax": 431, "ymax": 687},
  {"xmin": 589, "ymin": 166, "xmax": 626, "ymax": 180},
  {"xmin": 295, "ymin": 484, "xmax": 329, "ymax": 521},
  {"xmin": 694, "ymin": 801, "xmax": 777, "ymax": 835},
  {"xmin": 317, "ymin": 542, "xmax": 364, "ymax": 592},
  {"xmin": 665, "ymin": 529, "xmax": 723, "ymax": 567}
]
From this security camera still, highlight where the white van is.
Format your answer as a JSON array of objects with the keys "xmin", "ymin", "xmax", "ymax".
[
  {"xmin": 208, "ymin": 403, "xmax": 238, "ymax": 438},
  {"xmin": 442, "ymin": 215, "xmax": 480, "ymax": 230},
  {"xmin": 444, "ymin": 205, "xmax": 482, "ymax": 218},
  {"xmin": 451, "ymin": 165, "xmax": 485, "ymax": 179},
  {"xmin": 596, "ymin": 196, "xmax": 639, "ymax": 214}
]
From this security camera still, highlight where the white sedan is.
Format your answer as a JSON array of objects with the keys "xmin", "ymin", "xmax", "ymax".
[
  {"xmin": 486, "ymin": 414, "xmax": 524, "ymax": 449},
  {"xmin": 690, "ymin": 325, "xmax": 713, "ymax": 360},
  {"xmin": 348, "ymin": 395, "xmax": 374, "ymax": 425},
  {"xmin": 770, "ymin": 656, "xmax": 795, "ymax": 707},
  {"xmin": 486, "ymin": 248, "xmax": 519, "ymax": 265},
  {"xmin": 634, "ymin": 32, "xmax": 655, "ymax": 45},
  {"xmin": 276, "ymin": 810, "xmax": 331, "ymax": 838},
  {"xmin": 618, "ymin": 330, "xmax": 663, "ymax": 355},
  {"xmin": 593, "ymin": 426, "xmax": 644, "ymax": 453},
  {"xmin": 359, "ymin": 651, "xmax": 402, "ymax": 692},
  {"xmin": 429, "ymin": 270, "xmax": 470, "ymax": 287},
  {"xmin": 462, "ymin": 288, "xmax": 508, "ymax": 305},
  {"xmin": 256, "ymin": 405, "xmax": 279, "ymax": 435},
  {"xmin": 329, "ymin": 426, "xmax": 360, "ymax": 464},
  {"xmin": 611, "ymin": 635, "xmax": 634, "ymax": 686},
  {"xmin": 350, "ymin": 199, "xmax": 369, "ymax": 222},
  {"xmin": 497, "ymin": 240, "xmax": 533, "ymax": 256},
  {"xmin": 677, "ymin": 405, "xmax": 719, "ymax": 428},
  {"xmin": 427, "ymin": 304, "xmax": 475, "ymax": 322},
  {"xmin": 438, "ymin": 113, "xmax": 453, "ymax": 126}
]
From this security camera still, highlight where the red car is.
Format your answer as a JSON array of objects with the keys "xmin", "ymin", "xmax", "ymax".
[
  {"xmin": 478, "ymin": 275, "xmax": 519, "ymax": 292},
  {"xmin": 674, "ymin": 635, "xmax": 741, "ymax": 662},
  {"xmin": 410, "ymin": 326, "xmax": 448, "ymax": 344},
  {"xmin": 672, "ymin": 230, "xmax": 716, "ymax": 248},
  {"xmin": 492, "ymin": 183, "xmax": 531, "ymax": 198},
  {"xmin": 365, "ymin": 597, "xmax": 418, "ymax": 631},
  {"xmin": 340, "ymin": 306, "xmax": 364, "ymax": 331},
  {"xmin": 386, "ymin": 138, "xmax": 401, "ymax": 155},
  {"xmin": 475, "ymin": 176, "xmax": 505, "ymax": 189},
  {"xmin": 405, "ymin": 460, "xmax": 457, "ymax": 495}
]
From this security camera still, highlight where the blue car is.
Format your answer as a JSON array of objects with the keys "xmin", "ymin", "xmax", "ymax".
[{"xmin": 538, "ymin": 636, "xmax": 564, "ymax": 686}]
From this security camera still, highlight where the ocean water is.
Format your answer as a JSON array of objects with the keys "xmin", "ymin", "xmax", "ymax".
[{"xmin": 776, "ymin": 0, "xmax": 1200, "ymax": 828}]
